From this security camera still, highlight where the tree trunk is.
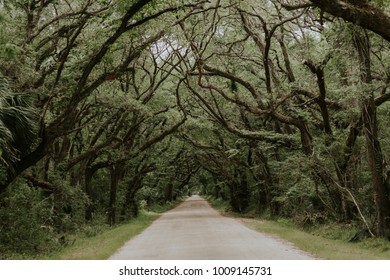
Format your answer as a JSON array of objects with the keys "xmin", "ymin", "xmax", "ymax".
[
  {"xmin": 362, "ymin": 97, "xmax": 390, "ymax": 236},
  {"xmin": 229, "ymin": 168, "xmax": 250, "ymax": 213},
  {"xmin": 335, "ymin": 118, "xmax": 363, "ymax": 221},
  {"xmin": 84, "ymin": 168, "xmax": 94, "ymax": 221},
  {"xmin": 164, "ymin": 183, "xmax": 174, "ymax": 202},
  {"xmin": 107, "ymin": 164, "xmax": 125, "ymax": 226},
  {"xmin": 354, "ymin": 28, "xmax": 390, "ymax": 237},
  {"xmin": 255, "ymin": 150, "xmax": 274, "ymax": 215},
  {"xmin": 121, "ymin": 178, "xmax": 141, "ymax": 221},
  {"xmin": 108, "ymin": 166, "xmax": 118, "ymax": 226}
]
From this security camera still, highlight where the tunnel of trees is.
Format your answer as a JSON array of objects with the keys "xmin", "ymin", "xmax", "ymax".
[{"xmin": 0, "ymin": 0, "xmax": 390, "ymax": 257}]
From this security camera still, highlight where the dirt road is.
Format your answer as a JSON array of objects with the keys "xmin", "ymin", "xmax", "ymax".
[{"xmin": 109, "ymin": 195, "xmax": 314, "ymax": 260}]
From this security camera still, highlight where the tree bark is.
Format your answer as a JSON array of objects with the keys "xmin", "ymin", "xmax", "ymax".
[
  {"xmin": 107, "ymin": 164, "xmax": 124, "ymax": 226},
  {"xmin": 335, "ymin": 118, "xmax": 362, "ymax": 220},
  {"xmin": 362, "ymin": 96, "xmax": 390, "ymax": 236},
  {"xmin": 353, "ymin": 28, "xmax": 390, "ymax": 237},
  {"xmin": 303, "ymin": 59, "xmax": 332, "ymax": 135},
  {"xmin": 121, "ymin": 180, "xmax": 141, "ymax": 221},
  {"xmin": 229, "ymin": 168, "xmax": 250, "ymax": 213},
  {"xmin": 255, "ymin": 150, "xmax": 275, "ymax": 215},
  {"xmin": 310, "ymin": 0, "xmax": 390, "ymax": 42},
  {"xmin": 164, "ymin": 183, "xmax": 174, "ymax": 202},
  {"xmin": 84, "ymin": 167, "xmax": 94, "ymax": 222}
]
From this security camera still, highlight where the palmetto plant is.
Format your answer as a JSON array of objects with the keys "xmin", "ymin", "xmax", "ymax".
[{"xmin": 0, "ymin": 74, "xmax": 38, "ymax": 172}]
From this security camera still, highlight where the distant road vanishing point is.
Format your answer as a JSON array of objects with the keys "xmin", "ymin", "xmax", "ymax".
[{"xmin": 109, "ymin": 195, "xmax": 314, "ymax": 260}]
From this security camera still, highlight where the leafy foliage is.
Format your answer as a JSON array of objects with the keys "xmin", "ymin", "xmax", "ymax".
[
  {"xmin": 1, "ymin": 0, "xmax": 390, "ymax": 258},
  {"xmin": 0, "ymin": 74, "xmax": 38, "ymax": 170},
  {"xmin": 0, "ymin": 180, "xmax": 57, "ymax": 258}
]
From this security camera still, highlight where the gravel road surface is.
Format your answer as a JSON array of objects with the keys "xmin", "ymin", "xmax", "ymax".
[{"xmin": 109, "ymin": 195, "xmax": 314, "ymax": 260}]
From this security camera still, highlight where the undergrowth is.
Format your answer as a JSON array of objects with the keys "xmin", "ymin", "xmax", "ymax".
[
  {"xmin": 206, "ymin": 196, "xmax": 390, "ymax": 259},
  {"xmin": 1, "ymin": 198, "xmax": 183, "ymax": 260}
]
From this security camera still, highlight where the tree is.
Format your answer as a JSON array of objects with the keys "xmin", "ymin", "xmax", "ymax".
[
  {"xmin": 352, "ymin": 27, "xmax": 390, "ymax": 236},
  {"xmin": 172, "ymin": 0, "xmax": 390, "ymax": 232},
  {"xmin": 0, "ymin": 0, "xmax": 203, "ymax": 192},
  {"xmin": 2, "ymin": 0, "xmax": 390, "ymax": 258}
]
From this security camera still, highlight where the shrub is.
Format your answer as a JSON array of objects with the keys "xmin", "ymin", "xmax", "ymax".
[{"xmin": 0, "ymin": 180, "xmax": 57, "ymax": 258}]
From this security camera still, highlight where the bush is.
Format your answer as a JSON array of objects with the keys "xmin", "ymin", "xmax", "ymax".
[{"xmin": 0, "ymin": 180, "xmax": 57, "ymax": 258}]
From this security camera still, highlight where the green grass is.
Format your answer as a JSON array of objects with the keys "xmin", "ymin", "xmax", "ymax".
[
  {"xmin": 245, "ymin": 219, "xmax": 390, "ymax": 259},
  {"xmin": 48, "ymin": 211, "xmax": 158, "ymax": 260},
  {"xmin": 207, "ymin": 197, "xmax": 390, "ymax": 259},
  {"xmin": 48, "ymin": 200, "xmax": 184, "ymax": 260}
]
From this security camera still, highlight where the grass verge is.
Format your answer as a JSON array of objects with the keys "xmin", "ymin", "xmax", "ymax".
[
  {"xmin": 245, "ymin": 219, "xmax": 390, "ymax": 259},
  {"xmin": 207, "ymin": 197, "xmax": 390, "ymax": 260},
  {"xmin": 48, "ymin": 200, "xmax": 183, "ymax": 260},
  {"xmin": 48, "ymin": 212, "xmax": 157, "ymax": 260}
]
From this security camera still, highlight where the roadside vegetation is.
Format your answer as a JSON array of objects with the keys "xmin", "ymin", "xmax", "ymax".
[
  {"xmin": 48, "ymin": 211, "xmax": 159, "ymax": 260},
  {"xmin": 48, "ymin": 200, "xmax": 181, "ymax": 260},
  {"xmin": 208, "ymin": 197, "xmax": 390, "ymax": 260},
  {"xmin": 1, "ymin": 199, "xmax": 181, "ymax": 260}
]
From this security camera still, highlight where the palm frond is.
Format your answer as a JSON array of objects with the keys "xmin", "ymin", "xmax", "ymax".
[
  {"xmin": 0, "ymin": 73, "xmax": 39, "ymax": 168},
  {"xmin": 0, "ymin": 120, "xmax": 17, "ymax": 166}
]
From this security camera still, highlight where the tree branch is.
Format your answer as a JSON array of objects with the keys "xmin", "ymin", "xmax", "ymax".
[{"xmin": 310, "ymin": 0, "xmax": 390, "ymax": 42}]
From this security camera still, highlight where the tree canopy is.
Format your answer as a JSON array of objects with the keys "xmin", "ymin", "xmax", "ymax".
[{"xmin": 1, "ymin": 0, "xmax": 390, "ymax": 257}]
